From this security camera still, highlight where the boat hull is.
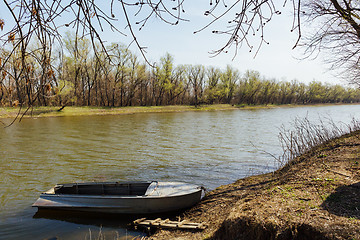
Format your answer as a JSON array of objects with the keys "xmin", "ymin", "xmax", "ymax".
[{"xmin": 33, "ymin": 182, "xmax": 203, "ymax": 214}]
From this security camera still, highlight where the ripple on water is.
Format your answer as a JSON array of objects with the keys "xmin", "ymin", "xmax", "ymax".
[{"xmin": 1, "ymin": 105, "xmax": 360, "ymax": 238}]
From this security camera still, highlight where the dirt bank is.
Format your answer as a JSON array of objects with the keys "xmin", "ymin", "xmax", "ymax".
[{"xmin": 149, "ymin": 132, "xmax": 360, "ymax": 239}]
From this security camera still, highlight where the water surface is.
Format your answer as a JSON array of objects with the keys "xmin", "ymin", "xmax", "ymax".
[{"xmin": 1, "ymin": 104, "xmax": 359, "ymax": 239}]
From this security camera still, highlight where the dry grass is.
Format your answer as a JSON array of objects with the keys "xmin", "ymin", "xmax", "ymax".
[
  {"xmin": 278, "ymin": 116, "xmax": 360, "ymax": 167},
  {"xmin": 150, "ymin": 131, "xmax": 360, "ymax": 240}
]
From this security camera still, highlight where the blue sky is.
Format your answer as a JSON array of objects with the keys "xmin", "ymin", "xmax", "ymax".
[
  {"xmin": 96, "ymin": 1, "xmax": 342, "ymax": 85},
  {"xmin": 0, "ymin": 1, "xmax": 342, "ymax": 85}
]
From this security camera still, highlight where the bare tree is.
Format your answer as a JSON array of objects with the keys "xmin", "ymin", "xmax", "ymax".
[
  {"xmin": 300, "ymin": 1, "xmax": 360, "ymax": 84},
  {"xmin": 0, "ymin": 1, "xmax": 302, "ymax": 75},
  {"xmin": 2, "ymin": 0, "xmax": 360, "ymax": 115},
  {"xmin": 188, "ymin": 65, "xmax": 206, "ymax": 107}
]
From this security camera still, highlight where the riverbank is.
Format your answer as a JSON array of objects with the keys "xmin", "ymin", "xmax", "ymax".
[
  {"xmin": 0, "ymin": 105, "xmax": 236, "ymax": 119},
  {"xmin": 150, "ymin": 131, "xmax": 360, "ymax": 240},
  {"xmin": 0, "ymin": 103, "xmax": 355, "ymax": 119}
]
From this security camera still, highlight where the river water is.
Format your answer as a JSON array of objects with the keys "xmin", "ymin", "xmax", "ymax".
[{"xmin": 1, "ymin": 104, "xmax": 360, "ymax": 239}]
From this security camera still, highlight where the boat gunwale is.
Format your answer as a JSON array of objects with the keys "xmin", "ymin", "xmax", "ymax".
[
  {"xmin": 40, "ymin": 188, "xmax": 203, "ymax": 200},
  {"xmin": 38, "ymin": 181, "xmax": 203, "ymax": 200}
]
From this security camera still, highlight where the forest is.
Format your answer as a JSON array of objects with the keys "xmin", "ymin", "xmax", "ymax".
[{"xmin": 1, "ymin": 35, "xmax": 360, "ymax": 108}]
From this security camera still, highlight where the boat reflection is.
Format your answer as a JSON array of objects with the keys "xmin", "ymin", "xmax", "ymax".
[
  {"xmin": 33, "ymin": 208, "xmax": 186, "ymax": 228},
  {"xmin": 33, "ymin": 208, "xmax": 137, "ymax": 227}
]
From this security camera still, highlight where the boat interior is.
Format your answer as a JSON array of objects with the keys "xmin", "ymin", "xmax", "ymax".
[{"xmin": 53, "ymin": 181, "xmax": 153, "ymax": 196}]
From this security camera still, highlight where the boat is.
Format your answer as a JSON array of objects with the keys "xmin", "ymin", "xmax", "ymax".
[{"xmin": 32, "ymin": 181, "xmax": 204, "ymax": 214}]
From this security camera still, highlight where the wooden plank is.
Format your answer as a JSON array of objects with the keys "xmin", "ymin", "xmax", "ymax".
[
  {"xmin": 133, "ymin": 217, "xmax": 147, "ymax": 224},
  {"xmin": 133, "ymin": 218, "xmax": 206, "ymax": 230}
]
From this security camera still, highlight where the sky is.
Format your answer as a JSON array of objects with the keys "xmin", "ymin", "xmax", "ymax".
[
  {"xmin": 0, "ymin": 1, "xmax": 343, "ymax": 85},
  {"xmin": 101, "ymin": 1, "xmax": 342, "ymax": 85}
]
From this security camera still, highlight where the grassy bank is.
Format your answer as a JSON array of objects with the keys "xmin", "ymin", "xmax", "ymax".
[
  {"xmin": 150, "ymin": 131, "xmax": 360, "ymax": 240},
  {"xmin": 0, "ymin": 103, "xmax": 355, "ymax": 119},
  {"xmin": 0, "ymin": 105, "xmax": 240, "ymax": 119}
]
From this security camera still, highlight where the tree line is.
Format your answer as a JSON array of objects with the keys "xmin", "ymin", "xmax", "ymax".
[{"xmin": 1, "ymin": 36, "xmax": 360, "ymax": 108}]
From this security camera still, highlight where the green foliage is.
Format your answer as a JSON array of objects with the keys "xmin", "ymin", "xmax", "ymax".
[
  {"xmin": 219, "ymin": 65, "xmax": 239, "ymax": 104},
  {"xmin": 2, "ymin": 34, "xmax": 360, "ymax": 107},
  {"xmin": 58, "ymin": 80, "xmax": 74, "ymax": 96}
]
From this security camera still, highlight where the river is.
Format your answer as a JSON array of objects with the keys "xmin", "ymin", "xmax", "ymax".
[{"xmin": 1, "ymin": 104, "xmax": 359, "ymax": 239}]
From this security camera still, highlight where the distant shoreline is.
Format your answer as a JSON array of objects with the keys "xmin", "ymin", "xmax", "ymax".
[{"xmin": 0, "ymin": 103, "xmax": 358, "ymax": 120}]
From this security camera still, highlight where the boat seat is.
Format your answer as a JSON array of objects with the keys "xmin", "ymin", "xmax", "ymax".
[{"xmin": 145, "ymin": 181, "xmax": 158, "ymax": 196}]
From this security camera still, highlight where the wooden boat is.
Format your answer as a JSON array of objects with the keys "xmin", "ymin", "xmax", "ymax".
[{"xmin": 33, "ymin": 181, "xmax": 204, "ymax": 214}]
